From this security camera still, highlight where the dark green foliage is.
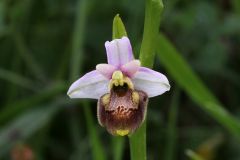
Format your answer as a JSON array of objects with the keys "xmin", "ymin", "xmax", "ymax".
[{"xmin": 0, "ymin": 0, "xmax": 240, "ymax": 159}]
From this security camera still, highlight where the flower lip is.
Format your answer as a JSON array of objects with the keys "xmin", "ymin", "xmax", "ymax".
[{"xmin": 97, "ymin": 87, "xmax": 148, "ymax": 136}]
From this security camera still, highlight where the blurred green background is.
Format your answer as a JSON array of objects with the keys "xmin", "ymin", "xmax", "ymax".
[{"xmin": 0, "ymin": 0, "xmax": 240, "ymax": 159}]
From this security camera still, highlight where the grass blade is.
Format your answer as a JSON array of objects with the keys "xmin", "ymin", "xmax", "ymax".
[
  {"xmin": 156, "ymin": 33, "xmax": 240, "ymax": 139},
  {"xmin": 164, "ymin": 88, "xmax": 179, "ymax": 160},
  {"xmin": 70, "ymin": 0, "xmax": 88, "ymax": 81},
  {"xmin": 83, "ymin": 102, "xmax": 106, "ymax": 160},
  {"xmin": 0, "ymin": 82, "xmax": 66, "ymax": 124},
  {"xmin": 11, "ymin": 31, "xmax": 46, "ymax": 81},
  {"xmin": 0, "ymin": 68, "xmax": 36, "ymax": 91}
]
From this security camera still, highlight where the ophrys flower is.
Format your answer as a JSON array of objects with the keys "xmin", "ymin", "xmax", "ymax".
[{"xmin": 67, "ymin": 37, "xmax": 170, "ymax": 136}]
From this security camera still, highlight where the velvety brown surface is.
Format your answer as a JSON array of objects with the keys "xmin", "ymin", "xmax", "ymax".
[{"xmin": 98, "ymin": 86, "xmax": 148, "ymax": 135}]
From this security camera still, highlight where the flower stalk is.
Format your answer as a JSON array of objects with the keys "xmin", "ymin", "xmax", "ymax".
[{"xmin": 130, "ymin": 0, "xmax": 164, "ymax": 160}]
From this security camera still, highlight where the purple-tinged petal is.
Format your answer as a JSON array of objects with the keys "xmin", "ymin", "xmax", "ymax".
[
  {"xmin": 105, "ymin": 37, "xmax": 134, "ymax": 67},
  {"xmin": 67, "ymin": 70, "xmax": 109, "ymax": 99},
  {"xmin": 121, "ymin": 60, "xmax": 140, "ymax": 78},
  {"xmin": 132, "ymin": 67, "xmax": 170, "ymax": 97},
  {"xmin": 118, "ymin": 37, "xmax": 134, "ymax": 63},
  {"xmin": 96, "ymin": 63, "xmax": 116, "ymax": 79}
]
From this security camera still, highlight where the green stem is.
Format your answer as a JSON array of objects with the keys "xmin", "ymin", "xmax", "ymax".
[
  {"xmin": 139, "ymin": 0, "xmax": 163, "ymax": 68},
  {"xmin": 129, "ymin": 121, "xmax": 147, "ymax": 160},
  {"xmin": 129, "ymin": 0, "xmax": 164, "ymax": 160},
  {"xmin": 112, "ymin": 136, "xmax": 125, "ymax": 160}
]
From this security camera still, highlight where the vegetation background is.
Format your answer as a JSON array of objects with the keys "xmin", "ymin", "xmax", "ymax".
[{"xmin": 0, "ymin": 0, "xmax": 240, "ymax": 159}]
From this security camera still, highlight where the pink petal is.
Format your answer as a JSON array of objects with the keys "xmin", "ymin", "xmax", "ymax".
[
  {"xmin": 105, "ymin": 37, "xmax": 134, "ymax": 67},
  {"xmin": 96, "ymin": 63, "xmax": 116, "ymax": 79},
  {"xmin": 132, "ymin": 67, "xmax": 170, "ymax": 97},
  {"xmin": 67, "ymin": 70, "xmax": 109, "ymax": 99},
  {"xmin": 121, "ymin": 60, "xmax": 140, "ymax": 78}
]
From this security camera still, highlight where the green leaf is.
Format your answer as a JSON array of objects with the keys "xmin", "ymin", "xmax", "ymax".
[
  {"xmin": 112, "ymin": 14, "xmax": 127, "ymax": 39},
  {"xmin": 156, "ymin": 33, "xmax": 240, "ymax": 139}
]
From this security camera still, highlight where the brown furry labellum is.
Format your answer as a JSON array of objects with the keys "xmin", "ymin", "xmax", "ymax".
[{"xmin": 97, "ymin": 81, "xmax": 148, "ymax": 136}]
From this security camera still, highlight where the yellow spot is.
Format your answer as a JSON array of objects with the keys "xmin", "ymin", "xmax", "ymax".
[
  {"xmin": 116, "ymin": 129, "xmax": 129, "ymax": 136},
  {"xmin": 112, "ymin": 70, "xmax": 123, "ymax": 79},
  {"xmin": 132, "ymin": 91, "xmax": 139, "ymax": 106},
  {"xmin": 102, "ymin": 94, "xmax": 110, "ymax": 106},
  {"xmin": 124, "ymin": 77, "xmax": 134, "ymax": 90},
  {"xmin": 109, "ymin": 70, "xmax": 134, "ymax": 90},
  {"xmin": 112, "ymin": 70, "xmax": 124, "ymax": 86}
]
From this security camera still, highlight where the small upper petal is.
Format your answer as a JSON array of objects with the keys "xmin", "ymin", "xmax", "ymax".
[
  {"xmin": 67, "ymin": 70, "xmax": 109, "ymax": 99},
  {"xmin": 96, "ymin": 63, "xmax": 116, "ymax": 79},
  {"xmin": 132, "ymin": 67, "xmax": 170, "ymax": 97},
  {"xmin": 121, "ymin": 60, "xmax": 141, "ymax": 78},
  {"xmin": 105, "ymin": 36, "xmax": 134, "ymax": 67}
]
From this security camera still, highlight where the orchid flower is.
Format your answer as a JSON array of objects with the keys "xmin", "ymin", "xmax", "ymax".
[{"xmin": 67, "ymin": 36, "xmax": 170, "ymax": 136}]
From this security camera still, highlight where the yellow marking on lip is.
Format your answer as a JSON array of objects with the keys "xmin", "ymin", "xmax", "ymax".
[
  {"xmin": 109, "ymin": 70, "xmax": 134, "ymax": 90},
  {"xmin": 132, "ymin": 91, "xmax": 139, "ymax": 106},
  {"xmin": 112, "ymin": 70, "xmax": 123, "ymax": 80},
  {"xmin": 102, "ymin": 94, "xmax": 110, "ymax": 106},
  {"xmin": 112, "ymin": 70, "xmax": 124, "ymax": 86},
  {"xmin": 116, "ymin": 129, "xmax": 130, "ymax": 136}
]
